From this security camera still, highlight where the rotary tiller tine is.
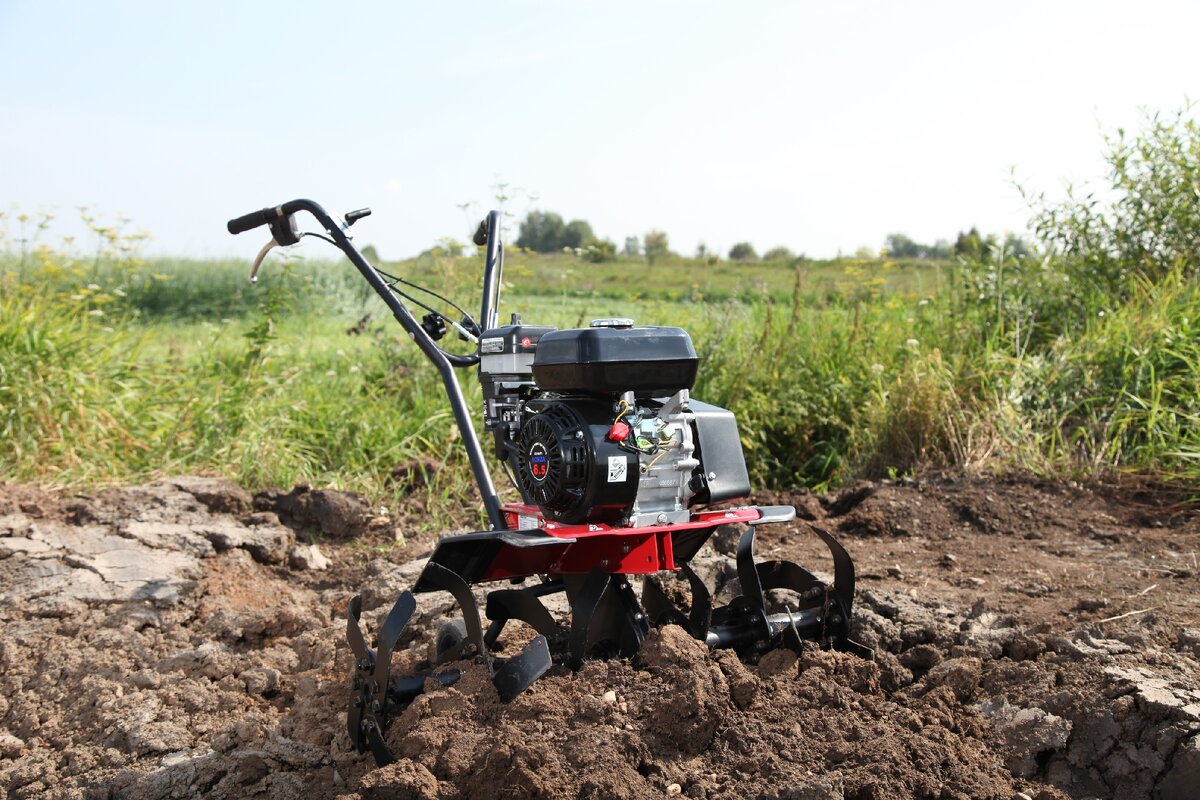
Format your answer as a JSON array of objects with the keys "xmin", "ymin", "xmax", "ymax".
[
  {"xmin": 364, "ymin": 720, "xmax": 395, "ymax": 766},
  {"xmin": 681, "ymin": 562, "xmax": 713, "ymax": 638},
  {"xmin": 346, "ymin": 595, "xmax": 375, "ymax": 754},
  {"xmin": 492, "ymin": 635, "xmax": 553, "ymax": 702},
  {"xmin": 756, "ymin": 560, "xmax": 825, "ymax": 608},
  {"xmin": 640, "ymin": 575, "xmax": 693, "ymax": 632},
  {"xmin": 568, "ymin": 567, "xmax": 611, "ymax": 666},
  {"xmin": 809, "ymin": 525, "xmax": 856, "ymax": 617},
  {"xmin": 736, "ymin": 526, "xmax": 768, "ymax": 619},
  {"xmin": 347, "ymin": 700, "xmax": 365, "ymax": 753},
  {"xmin": 420, "ymin": 562, "xmax": 489, "ymax": 664},
  {"xmin": 370, "ymin": 591, "xmax": 417, "ymax": 693},
  {"xmin": 809, "ymin": 524, "xmax": 875, "ymax": 660},
  {"xmin": 485, "ymin": 589, "xmax": 561, "ymax": 639},
  {"xmin": 346, "ymin": 594, "xmax": 372, "ymax": 662}
]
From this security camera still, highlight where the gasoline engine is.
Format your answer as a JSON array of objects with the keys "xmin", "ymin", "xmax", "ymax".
[{"xmin": 478, "ymin": 318, "xmax": 749, "ymax": 527}]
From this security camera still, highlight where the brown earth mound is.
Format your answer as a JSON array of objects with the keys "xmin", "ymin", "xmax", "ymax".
[{"xmin": 0, "ymin": 474, "xmax": 1197, "ymax": 799}]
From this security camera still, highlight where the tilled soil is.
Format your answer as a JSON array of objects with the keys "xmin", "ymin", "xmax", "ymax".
[{"xmin": 0, "ymin": 474, "xmax": 1197, "ymax": 800}]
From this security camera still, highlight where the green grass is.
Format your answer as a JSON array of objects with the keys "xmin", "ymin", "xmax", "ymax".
[{"xmin": 4, "ymin": 169, "xmax": 1200, "ymax": 531}]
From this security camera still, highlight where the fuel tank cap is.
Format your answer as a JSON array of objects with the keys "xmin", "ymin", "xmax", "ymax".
[{"xmin": 589, "ymin": 318, "xmax": 634, "ymax": 328}]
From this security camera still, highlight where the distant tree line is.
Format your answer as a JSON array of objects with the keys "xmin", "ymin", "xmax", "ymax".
[
  {"xmin": 515, "ymin": 211, "xmax": 597, "ymax": 252},
  {"xmin": 512, "ymin": 210, "xmax": 1030, "ymax": 266},
  {"xmin": 886, "ymin": 229, "xmax": 1031, "ymax": 261}
]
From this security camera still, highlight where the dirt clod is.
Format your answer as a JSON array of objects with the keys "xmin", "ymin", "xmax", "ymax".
[{"xmin": 256, "ymin": 484, "xmax": 372, "ymax": 539}]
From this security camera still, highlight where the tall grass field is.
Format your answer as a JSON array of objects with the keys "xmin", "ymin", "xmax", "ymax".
[{"xmin": 3, "ymin": 108, "xmax": 1198, "ymax": 530}]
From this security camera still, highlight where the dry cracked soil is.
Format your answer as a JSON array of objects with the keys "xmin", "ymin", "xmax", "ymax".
[{"xmin": 1, "ymin": 473, "xmax": 1198, "ymax": 800}]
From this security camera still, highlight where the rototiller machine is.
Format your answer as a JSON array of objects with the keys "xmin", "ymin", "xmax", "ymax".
[{"xmin": 227, "ymin": 199, "xmax": 871, "ymax": 765}]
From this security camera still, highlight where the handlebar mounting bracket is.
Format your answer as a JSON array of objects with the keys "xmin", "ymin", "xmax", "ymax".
[{"xmin": 268, "ymin": 214, "xmax": 301, "ymax": 247}]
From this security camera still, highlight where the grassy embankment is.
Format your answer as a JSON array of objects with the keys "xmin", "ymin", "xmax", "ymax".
[{"xmin": 2, "ymin": 108, "xmax": 1198, "ymax": 531}]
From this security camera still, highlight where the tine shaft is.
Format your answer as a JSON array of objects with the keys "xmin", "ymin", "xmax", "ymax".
[
  {"xmin": 492, "ymin": 635, "xmax": 553, "ymax": 702},
  {"xmin": 568, "ymin": 567, "xmax": 610, "ymax": 665},
  {"xmin": 370, "ymin": 591, "xmax": 417, "ymax": 691},
  {"xmin": 779, "ymin": 607, "xmax": 805, "ymax": 654}
]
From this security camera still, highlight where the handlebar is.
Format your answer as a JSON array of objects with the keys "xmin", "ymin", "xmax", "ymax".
[
  {"xmin": 227, "ymin": 199, "xmax": 312, "ymax": 236},
  {"xmin": 226, "ymin": 196, "xmax": 506, "ymax": 529},
  {"xmin": 226, "ymin": 197, "xmax": 485, "ymax": 369},
  {"xmin": 226, "ymin": 207, "xmax": 277, "ymax": 235}
]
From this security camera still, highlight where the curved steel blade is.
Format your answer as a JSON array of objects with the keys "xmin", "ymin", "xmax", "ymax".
[
  {"xmin": 347, "ymin": 699, "xmax": 365, "ymax": 753},
  {"xmin": 810, "ymin": 525, "xmax": 856, "ymax": 616},
  {"xmin": 346, "ymin": 594, "xmax": 371, "ymax": 661},
  {"xmin": 492, "ymin": 635, "xmax": 553, "ymax": 702},
  {"xmin": 640, "ymin": 575, "xmax": 690, "ymax": 630},
  {"xmin": 736, "ymin": 526, "xmax": 767, "ymax": 618},
  {"xmin": 370, "ymin": 591, "xmax": 417, "ymax": 692},
  {"xmin": 756, "ymin": 559, "xmax": 825, "ymax": 609},
  {"xmin": 680, "ymin": 563, "xmax": 713, "ymax": 637},
  {"xmin": 484, "ymin": 589, "xmax": 561, "ymax": 638},
  {"xmin": 420, "ymin": 562, "xmax": 489, "ymax": 663},
  {"xmin": 568, "ymin": 567, "xmax": 610, "ymax": 665},
  {"xmin": 364, "ymin": 721, "xmax": 395, "ymax": 766}
]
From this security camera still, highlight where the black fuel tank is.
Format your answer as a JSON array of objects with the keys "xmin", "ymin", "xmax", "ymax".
[{"xmin": 531, "ymin": 322, "xmax": 699, "ymax": 395}]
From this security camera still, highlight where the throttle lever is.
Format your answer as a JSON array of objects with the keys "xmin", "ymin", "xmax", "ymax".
[
  {"xmin": 249, "ymin": 239, "xmax": 278, "ymax": 284},
  {"xmin": 248, "ymin": 214, "xmax": 302, "ymax": 284}
]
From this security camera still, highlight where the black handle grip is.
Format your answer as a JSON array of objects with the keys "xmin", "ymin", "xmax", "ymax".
[
  {"xmin": 227, "ymin": 207, "xmax": 277, "ymax": 235},
  {"xmin": 472, "ymin": 219, "xmax": 488, "ymax": 247}
]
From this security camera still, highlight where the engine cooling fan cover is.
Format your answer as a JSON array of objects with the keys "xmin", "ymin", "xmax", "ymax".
[{"xmin": 516, "ymin": 399, "xmax": 637, "ymax": 524}]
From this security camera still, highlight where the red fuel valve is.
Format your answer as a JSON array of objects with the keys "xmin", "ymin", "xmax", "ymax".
[{"xmin": 607, "ymin": 421, "xmax": 631, "ymax": 442}]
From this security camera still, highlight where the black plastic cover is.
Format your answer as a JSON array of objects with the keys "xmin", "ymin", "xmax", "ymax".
[
  {"xmin": 689, "ymin": 400, "xmax": 751, "ymax": 504},
  {"xmin": 479, "ymin": 324, "xmax": 558, "ymax": 356},
  {"xmin": 532, "ymin": 326, "xmax": 699, "ymax": 394}
]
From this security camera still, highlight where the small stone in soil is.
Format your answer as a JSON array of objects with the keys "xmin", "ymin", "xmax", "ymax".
[{"xmin": 289, "ymin": 543, "xmax": 331, "ymax": 571}]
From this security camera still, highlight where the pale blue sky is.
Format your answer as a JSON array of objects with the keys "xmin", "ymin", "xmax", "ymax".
[{"xmin": 1, "ymin": 1, "xmax": 1197, "ymax": 260}]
